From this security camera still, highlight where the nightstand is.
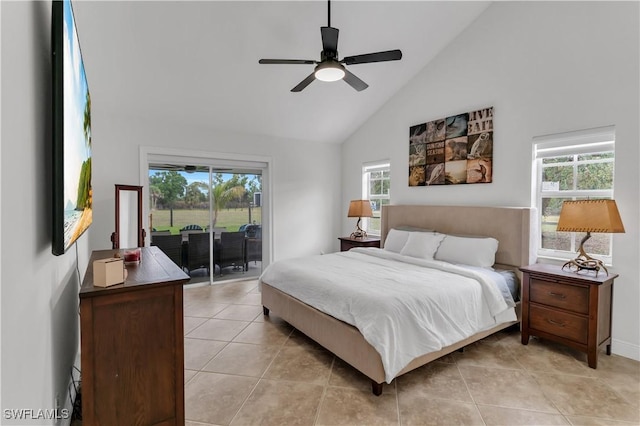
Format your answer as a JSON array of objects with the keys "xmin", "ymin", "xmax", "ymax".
[
  {"xmin": 520, "ymin": 263, "xmax": 617, "ymax": 368},
  {"xmin": 338, "ymin": 236, "xmax": 381, "ymax": 252}
]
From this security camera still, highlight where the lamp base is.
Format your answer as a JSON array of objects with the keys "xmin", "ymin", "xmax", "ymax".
[
  {"xmin": 350, "ymin": 217, "xmax": 367, "ymax": 239},
  {"xmin": 350, "ymin": 230, "xmax": 368, "ymax": 239},
  {"xmin": 562, "ymin": 256, "xmax": 608, "ymax": 276},
  {"xmin": 561, "ymin": 232, "xmax": 608, "ymax": 276}
]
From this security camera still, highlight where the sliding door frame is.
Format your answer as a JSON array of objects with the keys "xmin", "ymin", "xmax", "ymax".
[{"xmin": 139, "ymin": 146, "xmax": 274, "ymax": 273}]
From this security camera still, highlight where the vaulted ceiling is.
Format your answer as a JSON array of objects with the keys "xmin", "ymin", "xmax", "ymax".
[{"xmin": 74, "ymin": 1, "xmax": 491, "ymax": 144}]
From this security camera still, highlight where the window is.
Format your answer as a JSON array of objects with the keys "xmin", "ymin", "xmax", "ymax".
[
  {"xmin": 362, "ymin": 161, "xmax": 390, "ymax": 236},
  {"xmin": 533, "ymin": 126, "xmax": 615, "ymax": 263}
]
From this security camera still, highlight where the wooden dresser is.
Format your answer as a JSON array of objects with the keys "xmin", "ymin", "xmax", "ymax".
[
  {"xmin": 80, "ymin": 247, "xmax": 190, "ymax": 425},
  {"xmin": 338, "ymin": 236, "xmax": 381, "ymax": 252},
  {"xmin": 520, "ymin": 263, "xmax": 616, "ymax": 368}
]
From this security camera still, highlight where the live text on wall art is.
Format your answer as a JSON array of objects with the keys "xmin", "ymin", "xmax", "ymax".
[{"xmin": 409, "ymin": 107, "xmax": 493, "ymax": 186}]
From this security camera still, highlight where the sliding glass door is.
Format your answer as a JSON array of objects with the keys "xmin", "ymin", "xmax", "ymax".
[{"xmin": 147, "ymin": 163, "xmax": 263, "ymax": 285}]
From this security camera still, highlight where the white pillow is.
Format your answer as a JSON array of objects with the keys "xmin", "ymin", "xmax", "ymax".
[
  {"xmin": 400, "ymin": 232, "xmax": 446, "ymax": 259},
  {"xmin": 383, "ymin": 229, "xmax": 410, "ymax": 253},
  {"xmin": 434, "ymin": 235, "xmax": 499, "ymax": 268}
]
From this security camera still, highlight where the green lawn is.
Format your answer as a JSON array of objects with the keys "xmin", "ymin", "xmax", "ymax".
[
  {"xmin": 150, "ymin": 207, "xmax": 261, "ymax": 234},
  {"xmin": 541, "ymin": 216, "xmax": 559, "ymax": 232},
  {"xmin": 541, "ymin": 215, "xmax": 610, "ymax": 254}
]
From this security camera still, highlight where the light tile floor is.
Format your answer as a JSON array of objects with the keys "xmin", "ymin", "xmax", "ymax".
[{"xmin": 183, "ymin": 280, "xmax": 640, "ymax": 426}]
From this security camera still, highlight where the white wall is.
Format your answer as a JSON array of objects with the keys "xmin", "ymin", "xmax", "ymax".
[
  {"xmin": 341, "ymin": 2, "xmax": 640, "ymax": 359},
  {"xmin": 90, "ymin": 113, "xmax": 342, "ymax": 262},
  {"xmin": 1, "ymin": 1, "xmax": 89, "ymax": 423},
  {"xmin": 1, "ymin": 1, "xmax": 341, "ymax": 422}
]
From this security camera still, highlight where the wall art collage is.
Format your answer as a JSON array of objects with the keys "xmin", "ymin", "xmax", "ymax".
[{"xmin": 409, "ymin": 107, "xmax": 494, "ymax": 186}]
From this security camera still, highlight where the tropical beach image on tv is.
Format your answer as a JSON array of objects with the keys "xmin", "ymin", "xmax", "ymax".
[{"xmin": 52, "ymin": 0, "xmax": 92, "ymax": 255}]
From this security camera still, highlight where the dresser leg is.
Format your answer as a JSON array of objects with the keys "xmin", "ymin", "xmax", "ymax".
[
  {"xmin": 588, "ymin": 350, "xmax": 598, "ymax": 369},
  {"xmin": 521, "ymin": 332, "xmax": 529, "ymax": 345},
  {"xmin": 263, "ymin": 306, "xmax": 269, "ymax": 316},
  {"xmin": 606, "ymin": 344, "xmax": 612, "ymax": 356}
]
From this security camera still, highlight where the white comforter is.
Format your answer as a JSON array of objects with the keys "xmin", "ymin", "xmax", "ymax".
[{"xmin": 259, "ymin": 247, "xmax": 516, "ymax": 383}]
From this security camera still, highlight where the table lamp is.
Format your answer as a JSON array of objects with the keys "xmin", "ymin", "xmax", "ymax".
[
  {"xmin": 556, "ymin": 199, "xmax": 625, "ymax": 275},
  {"xmin": 348, "ymin": 200, "xmax": 373, "ymax": 239}
]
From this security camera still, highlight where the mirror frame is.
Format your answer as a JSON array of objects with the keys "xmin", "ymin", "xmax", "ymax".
[{"xmin": 111, "ymin": 184, "xmax": 146, "ymax": 249}]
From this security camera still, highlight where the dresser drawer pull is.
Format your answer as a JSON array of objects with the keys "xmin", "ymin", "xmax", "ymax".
[
  {"xmin": 548, "ymin": 292, "xmax": 566, "ymax": 299},
  {"xmin": 547, "ymin": 318, "xmax": 565, "ymax": 327}
]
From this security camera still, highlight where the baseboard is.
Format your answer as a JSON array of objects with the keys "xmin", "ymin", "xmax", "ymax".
[{"xmin": 612, "ymin": 338, "xmax": 640, "ymax": 362}]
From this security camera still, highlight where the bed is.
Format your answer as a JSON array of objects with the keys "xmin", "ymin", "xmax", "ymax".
[{"xmin": 260, "ymin": 205, "xmax": 535, "ymax": 395}]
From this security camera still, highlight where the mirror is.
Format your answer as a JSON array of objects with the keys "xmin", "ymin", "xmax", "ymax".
[{"xmin": 111, "ymin": 184, "xmax": 146, "ymax": 249}]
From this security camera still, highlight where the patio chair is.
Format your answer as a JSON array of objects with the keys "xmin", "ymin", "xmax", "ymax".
[
  {"xmin": 245, "ymin": 237, "xmax": 262, "ymax": 270},
  {"xmin": 180, "ymin": 224, "xmax": 204, "ymax": 240},
  {"xmin": 244, "ymin": 224, "xmax": 262, "ymax": 239},
  {"xmin": 151, "ymin": 234, "xmax": 182, "ymax": 268},
  {"xmin": 151, "ymin": 230, "xmax": 171, "ymax": 237},
  {"xmin": 186, "ymin": 232, "xmax": 212, "ymax": 276},
  {"xmin": 204, "ymin": 226, "xmax": 227, "ymax": 239},
  {"xmin": 217, "ymin": 231, "xmax": 245, "ymax": 275},
  {"xmin": 180, "ymin": 224, "xmax": 203, "ymax": 231}
]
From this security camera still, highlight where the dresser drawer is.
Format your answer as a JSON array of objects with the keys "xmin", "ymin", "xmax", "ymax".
[
  {"xmin": 530, "ymin": 279, "xmax": 589, "ymax": 314},
  {"xmin": 529, "ymin": 305, "xmax": 588, "ymax": 344}
]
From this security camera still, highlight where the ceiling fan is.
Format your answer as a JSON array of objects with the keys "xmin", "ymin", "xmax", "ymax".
[{"xmin": 258, "ymin": 0, "xmax": 402, "ymax": 92}]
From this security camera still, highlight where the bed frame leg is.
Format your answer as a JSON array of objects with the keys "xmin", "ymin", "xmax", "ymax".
[
  {"xmin": 371, "ymin": 381, "xmax": 383, "ymax": 396},
  {"xmin": 263, "ymin": 306, "xmax": 269, "ymax": 316}
]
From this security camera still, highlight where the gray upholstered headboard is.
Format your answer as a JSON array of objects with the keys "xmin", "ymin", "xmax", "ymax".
[{"xmin": 381, "ymin": 205, "xmax": 536, "ymax": 268}]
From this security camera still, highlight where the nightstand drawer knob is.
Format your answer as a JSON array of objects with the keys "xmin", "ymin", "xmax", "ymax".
[
  {"xmin": 547, "ymin": 318, "xmax": 566, "ymax": 327},
  {"xmin": 548, "ymin": 292, "xmax": 566, "ymax": 299}
]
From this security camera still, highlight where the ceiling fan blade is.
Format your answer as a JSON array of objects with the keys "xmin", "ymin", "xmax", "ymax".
[
  {"xmin": 321, "ymin": 26, "xmax": 339, "ymax": 53},
  {"xmin": 343, "ymin": 69, "xmax": 368, "ymax": 91},
  {"xmin": 342, "ymin": 49, "xmax": 402, "ymax": 65},
  {"xmin": 291, "ymin": 72, "xmax": 316, "ymax": 92},
  {"xmin": 259, "ymin": 59, "xmax": 316, "ymax": 65}
]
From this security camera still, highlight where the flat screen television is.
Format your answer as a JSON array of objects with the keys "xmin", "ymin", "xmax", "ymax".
[{"xmin": 52, "ymin": 0, "xmax": 92, "ymax": 255}]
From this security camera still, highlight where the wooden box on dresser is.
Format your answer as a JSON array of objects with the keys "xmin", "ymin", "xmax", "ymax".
[
  {"xmin": 520, "ymin": 263, "xmax": 617, "ymax": 369},
  {"xmin": 80, "ymin": 246, "xmax": 190, "ymax": 425}
]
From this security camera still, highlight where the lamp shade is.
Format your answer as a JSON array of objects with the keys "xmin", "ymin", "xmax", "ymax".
[
  {"xmin": 556, "ymin": 199, "xmax": 625, "ymax": 233},
  {"xmin": 348, "ymin": 200, "xmax": 373, "ymax": 218}
]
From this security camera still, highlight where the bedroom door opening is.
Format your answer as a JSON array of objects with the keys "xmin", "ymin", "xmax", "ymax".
[{"xmin": 142, "ymin": 154, "xmax": 268, "ymax": 286}]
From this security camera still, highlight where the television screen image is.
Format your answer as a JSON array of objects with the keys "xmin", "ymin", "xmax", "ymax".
[{"xmin": 52, "ymin": 0, "xmax": 92, "ymax": 255}]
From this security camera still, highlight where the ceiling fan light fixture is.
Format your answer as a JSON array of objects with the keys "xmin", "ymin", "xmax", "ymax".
[{"xmin": 314, "ymin": 61, "xmax": 345, "ymax": 82}]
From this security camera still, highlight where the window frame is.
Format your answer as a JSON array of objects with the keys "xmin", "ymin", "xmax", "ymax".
[
  {"xmin": 533, "ymin": 126, "xmax": 615, "ymax": 264},
  {"xmin": 362, "ymin": 161, "xmax": 390, "ymax": 237}
]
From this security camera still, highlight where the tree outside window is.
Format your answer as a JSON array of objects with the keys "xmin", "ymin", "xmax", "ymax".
[
  {"xmin": 363, "ymin": 162, "xmax": 390, "ymax": 236},
  {"xmin": 535, "ymin": 127, "xmax": 615, "ymax": 263}
]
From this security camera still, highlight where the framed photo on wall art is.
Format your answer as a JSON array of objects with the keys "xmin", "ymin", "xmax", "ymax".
[{"xmin": 409, "ymin": 107, "xmax": 493, "ymax": 186}]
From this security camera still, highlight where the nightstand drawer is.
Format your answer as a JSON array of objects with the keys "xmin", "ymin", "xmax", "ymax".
[
  {"xmin": 530, "ymin": 305, "xmax": 588, "ymax": 344},
  {"xmin": 520, "ymin": 263, "xmax": 617, "ymax": 369},
  {"xmin": 530, "ymin": 279, "xmax": 589, "ymax": 314}
]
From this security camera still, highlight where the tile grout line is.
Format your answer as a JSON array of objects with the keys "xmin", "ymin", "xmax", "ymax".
[
  {"xmin": 508, "ymin": 339, "xmax": 579, "ymax": 423},
  {"xmin": 455, "ymin": 358, "xmax": 488, "ymax": 426},
  {"xmin": 226, "ymin": 323, "xmax": 294, "ymax": 425},
  {"xmin": 183, "ymin": 284, "xmax": 259, "ymax": 424},
  {"xmin": 313, "ymin": 356, "xmax": 336, "ymax": 426}
]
